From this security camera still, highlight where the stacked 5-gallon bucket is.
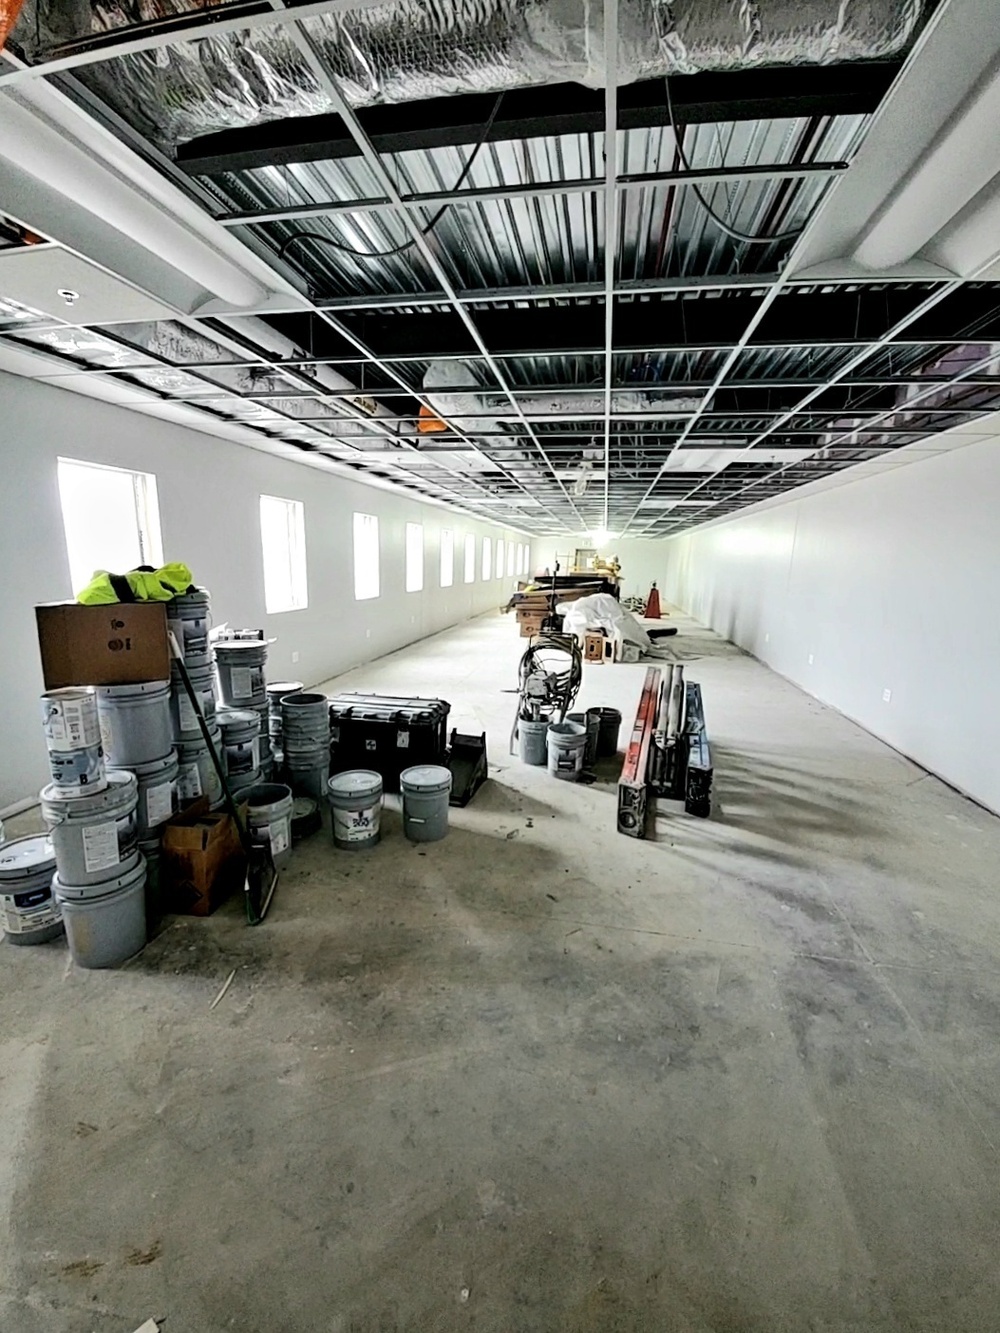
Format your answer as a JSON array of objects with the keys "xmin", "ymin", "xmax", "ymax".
[{"xmin": 34, "ymin": 686, "xmax": 149, "ymax": 968}]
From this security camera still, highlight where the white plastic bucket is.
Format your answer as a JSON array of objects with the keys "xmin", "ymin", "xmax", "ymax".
[
  {"xmin": 169, "ymin": 662, "xmax": 216, "ymax": 740},
  {"xmin": 131, "ymin": 750, "xmax": 179, "ymax": 836},
  {"xmin": 216, "ymin": 708, "xmax": 261, "ymax": 777},
  {"xmin": 167, "ymin": 587, "xmax": 211, "ymax": 660},
  {"xmin": 245, "ymin": 783, "xmax": 294, "ymax": 869},
  {"xmin": 328, "ymin": 770, "xmax": 382, "ymax": 850},
  {"xmin": 547, "ymin": 721, "xmax": 586, "ymax": 782},
  {"xmin": 97, "ymin": 680, "xmax": 173, "ymax": 767},
  {"xmin": 400, "ymin": 765, "xmax": 452, "ymax": 842},
  {"xmin": 177, "ymin": 724, "xmax": 224, "ymax": 807},
  {"xmin": 0, "ymin": 834, "xmax": 62, "ymax": 945},
  {"xmin": 40, "ymin": 686, "xmax": 106, "ymax": 794},
  {"xmin": 214, "ymin": 640, "xmax": 268, "ymax": 707},
  {"xmin": 54, "ymin": 857, "xmax": 147, "ymax": 968},
  {"xmin": 41, "ymin": 770, "xmax": 140, "ymax": 886}
]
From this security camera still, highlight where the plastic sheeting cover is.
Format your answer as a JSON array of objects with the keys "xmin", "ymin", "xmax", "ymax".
[
  {"xmin": 12, "ymin": 0, "xmax": 924, "ymax": 149},
  {"xmin": 559, "ymin": 592, "xmax": 652, "ymax": 649}
]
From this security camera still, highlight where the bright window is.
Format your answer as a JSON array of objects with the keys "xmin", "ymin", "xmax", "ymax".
[
  {"xmin": 481, "ymin": 536, "xmax": 492, "ymax": 581},
  {"xmin": 259, "ymin": 494, "xmax": 308, "ymax": 613},
  {"xmin": 353, "ymin": 512, "xmax": 380, "ymax": 600},
  {"xmin": 524, "ymin": 544, "xmax": 531, "ymax": 576},
  {"xmin": 464, "ymin": 533, "xmax": 475, "ymax": 583},
  {"xmin": 506, "ymin": 541, "xmax": 515, "ymax": 577},
  {"xmin": 517, "ymin": 543, "xmax": 526, "ymax": 575},
  {"xmin": 57, "ymin": 458, "xmax": 163, "ymax": 597},
  {"xmin": 439, "ymin": 529, "xmax": 454, "ymax": 588},
  {"xmin": 405, "ymin": 522, "xmax": 423, "ymax": 593},
  {"xmin": 495, "ymin": 539, "xmax": 505, "ymax": 580}
]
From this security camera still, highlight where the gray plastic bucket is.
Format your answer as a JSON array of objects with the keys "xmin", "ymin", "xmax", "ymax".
[
  {"xmin": 400, "ymin": 765, "xmax": 452, "ymax": 843},
  {"xmin": 40, "ymin": 686, "xmax": 106, "ymax": 794},
  {"xmin": 281, "ymin": 692, "xmax": 328, "ymax": 739},
  {"xmin": 41, "ymin": 770, "xmax": 140, "ymax": 886},
  {"xmin": 518, "ymin": 716, "xmax": 550, "ymax": 766},
  {"xmin": 214, "ymin": 640, "xmax": 268, "ymax": 708},
  {"xmin": 245, "ymin": 783, "xmax": 294, "ymax": 869},
  {"xmin": 97, "ymin": 680, "xmax": 172, "ymax": 767},
  {"xmin": 589, "ymin": 706, "xmax": 622, "ymax": 759},
  {"xmin": 567, "ymin": 712, "xmax": 599, "ymax": 769},
  {"xmin": 0, "ymin": 835, "xmax": 63, "ymax": 945},
  {"xmin": 167, "ymin": 587, "xmax": 211, "ymax": 660},
  {"xmin": 547, "ymin": 721, "xmax": 587, "ymax": 782},
  {"xmin": 328, "ymin": 770, "xmax": 382, "ymax": 851},
  {"xmin": 130, "ymin": 750, "xmax": 179, "ymax": 837},
  {"xmin": 169, "ymin": 662, "xmax": 216, "ymax": 740},
  {"xmin": 54, "ymin": 857, "xmax": 147, "ymax": 969},
  {"xmin": 177, "ymin": 724, "xmax": 224, "ymax": 807},
  {"xmin": 217, "ymin": 708, "xmax": 261, "ymax": 777},
  {"xmin": 267, "ymin": 681, "xmax": 303, "ymax": 741}
]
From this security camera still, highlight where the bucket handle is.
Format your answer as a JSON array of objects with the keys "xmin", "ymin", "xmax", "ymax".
[{"xmin": 408, "ymin": 817, "xmax": 427, "ymax": 825}]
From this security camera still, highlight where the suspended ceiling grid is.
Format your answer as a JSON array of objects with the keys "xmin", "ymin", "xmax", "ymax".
[{"xmin": 2, "ymin": 2, "xmax": 1000, "ymax": 538}]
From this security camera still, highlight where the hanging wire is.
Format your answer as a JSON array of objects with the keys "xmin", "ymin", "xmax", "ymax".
[
  {"xmin": 664, "ymin": 77, "xmax": 805, "ymax": 246},
  {"xmin": 278, "ymin": 92, "xmax": 505, "ymax": 263}
]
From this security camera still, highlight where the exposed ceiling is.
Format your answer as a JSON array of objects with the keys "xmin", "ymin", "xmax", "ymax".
[{"xmin": 2, "ymin": 0, "xmax": 1000, "ymax": 540}]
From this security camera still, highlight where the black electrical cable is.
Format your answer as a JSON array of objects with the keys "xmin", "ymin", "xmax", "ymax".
[
  {"xmin": 278, "ymin": 92, "xmax": 505, "ymax": 264},
  {"xmin": 664, "ymin": 77, "xmax": 805, "ymax": 247}
]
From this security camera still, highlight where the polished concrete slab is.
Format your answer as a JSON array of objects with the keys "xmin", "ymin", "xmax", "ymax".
[{"xmin": 2, "ymin": 608, "xmax": 999, "ymax": 1332}]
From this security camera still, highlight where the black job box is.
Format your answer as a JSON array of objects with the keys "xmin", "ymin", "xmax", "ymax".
[{"xmin": 328, "ymin": 693, "xmax": 451, "ymax": 793}]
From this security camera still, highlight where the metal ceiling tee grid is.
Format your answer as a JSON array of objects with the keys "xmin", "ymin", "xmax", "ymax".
[{"xmin": 4, "ymin": 2, "xmax": 1000, "ymax": 538}]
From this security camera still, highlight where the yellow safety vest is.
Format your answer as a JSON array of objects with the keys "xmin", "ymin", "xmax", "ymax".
[{"xmin": 76, "ymin": 563, "xmax": 194, "ymax": 605}]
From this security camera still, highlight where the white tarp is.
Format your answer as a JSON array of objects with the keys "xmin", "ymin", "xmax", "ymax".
[{"xmin": 557, "ymin": 593, "xmax": 652, "ymax": 650}]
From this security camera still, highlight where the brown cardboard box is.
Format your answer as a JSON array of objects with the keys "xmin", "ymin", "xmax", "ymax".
[
  {"xmin": 161, "ymin": 800, "xmax": 248, "ymax": 917},
  {"xmin": 584, "ymin": 632, "xmax": 606, "ymax": 662},
  {"xmin": 36, "ymin": 602, "xmax": 170, "ymax": 689}
]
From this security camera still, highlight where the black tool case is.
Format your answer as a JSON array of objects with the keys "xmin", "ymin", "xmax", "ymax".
[{"xmin": 328, "ymin": 693, "xmax": 451, "ymax": 792}]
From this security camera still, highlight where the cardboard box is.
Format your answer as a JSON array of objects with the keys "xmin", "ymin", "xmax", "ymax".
[
  {"xmin": 161, "ymin": 800, "xmax": 248, "ymax": 917},
  {"xmin": 36, "ymin": 602, "xmax": 170, "ymax": 689},
  {"xmin": 584, "ymin": 632, "xmax": 606, "ymax": 662}
]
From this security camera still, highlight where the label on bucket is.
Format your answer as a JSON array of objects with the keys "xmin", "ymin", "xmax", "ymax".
[
  {"xmin": 177, "ymin": 692, "xmax": 199, "ymax": 735},
  {"xmin": 1, "ymin": 888, "xmax": 60, "ymax": 935},
  {"xmin": 228, "ymin": 666, "xmax": 263, "ymax": 700},
  {"xmin": 334, "ymin": 804, "xmax": 379, "ymax": 844},
  {"xmin": 146, "ymin": 780, "xmax": 176, "ymax": 828},
  {"xmin": 42, "ymin": 695, "xmax": 100, "ymax": 752},
  {"xmin": 178, "ymin": 763, "xmax": 202, "ymax": 801},
  {"xmin": 258, "ymin": 821, "xmax": 289, "ymax": 857},
  {"xmin": 82, "ymin": 820, "xmax": 123, "ymax": 873}
]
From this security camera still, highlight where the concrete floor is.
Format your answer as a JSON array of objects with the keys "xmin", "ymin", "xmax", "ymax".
[{"xmin": 3, "ymin": 608, "xmax": 1000, "ymax": 1332}]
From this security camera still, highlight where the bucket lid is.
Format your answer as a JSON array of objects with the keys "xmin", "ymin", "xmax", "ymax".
[
  {"xmin": 129, "ymin": 750, "xmax": 179, "ymax": 779},
  {"xmin": 214, "ymin": 639, "xmax": 267, "ymax": 654},
  {"xmin": 97, "ymin": 679, "xmax": 170, "ymax": 698},
  {"xmin": 41, "ymin": 686, "xmax": 95, "ymax": 702},
  {"xmin": 328, "ymin": 770, "xmax": 383, "ymax": 800},
  {"xmin": 53, "ymin": 855, "xmax": 146, "ymax": 901},
  {"xmin": 217, "ymin": 709, "xmax": 259, "ymax": 730},
  {"xmin": 0, "ymin": 834, "xmax": 56, "ymax": 881},
  {"xmin": 400, "ymin": 764, "xmax": 453, "ymax": 793},
  {"xmin": 41, "ymin": 768, "xmax": 138, "ymax": 813},
  {"xmin": 267, "ymin": 680, "xmax": 303, "ymax": 698},
  {"xmin": 171, "ymin": 586, "xmax": 210, "ymax": 606}
]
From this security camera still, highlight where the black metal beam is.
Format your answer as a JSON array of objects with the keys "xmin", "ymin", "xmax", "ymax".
[{"xmin": 176, "ymin": 62, "xmax": 900, "ymax": 177}]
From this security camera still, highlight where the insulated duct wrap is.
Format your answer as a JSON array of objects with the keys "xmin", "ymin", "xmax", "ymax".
[{"xmin": 12, "ymin": 0, "xmax": 924, "ymax": 150}]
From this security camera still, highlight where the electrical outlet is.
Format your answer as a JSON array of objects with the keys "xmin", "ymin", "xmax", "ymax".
[
  {"xmin": 410, "ymin": 615, "xmax": 415, "ymax": 625},
  {"xmin": 882, "ymin": 688, "xmax": 892, "ymax": 703},
  {"xmin": 366, "ymin": 628, "xmax": 371, "ymax": 639},
  {"xmin": 808, "ymin": 653, "xmax": 814, "ymax": 665},
  {"xmin": 764, "ymin": 632, "xmax": 770, "ymax": 643},
  {"xmin": 291, "ymin": 651, "xmax": 299, "ymax": 664}
]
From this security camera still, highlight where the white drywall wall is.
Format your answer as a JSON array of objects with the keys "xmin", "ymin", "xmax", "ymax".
[
  {"xmin": 0, "ymin": 371, "xmax": 529, "ymax": 810},
  {"xmin": 661, "ymin": 436, "xmax": 1000, "ymax": 814}
]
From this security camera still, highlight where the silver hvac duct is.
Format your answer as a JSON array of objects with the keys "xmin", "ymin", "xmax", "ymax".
[{"xmin": 13, "ymin": 0, "xmax": 924, "ymax": 149}]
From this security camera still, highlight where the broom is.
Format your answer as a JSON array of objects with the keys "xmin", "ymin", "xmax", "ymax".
[{"xmin": 168, "ymin": 632, "xmax": 278, "ymax": 924}]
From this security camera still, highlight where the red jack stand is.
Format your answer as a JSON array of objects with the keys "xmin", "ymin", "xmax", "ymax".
[{"xmin": 644, "ymin": 582, "xmax": 662, "ymax": 618}]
